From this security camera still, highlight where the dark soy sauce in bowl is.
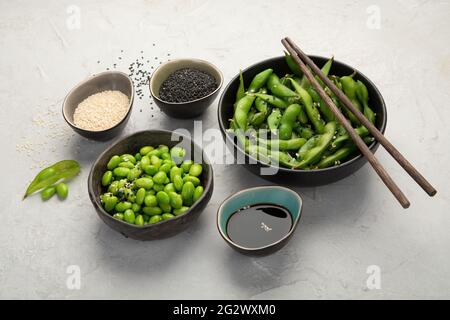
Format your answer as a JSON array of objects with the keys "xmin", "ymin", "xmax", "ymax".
[{"xmin": 226, "ymin": 204, "xmax": 292, "ymax": 249}]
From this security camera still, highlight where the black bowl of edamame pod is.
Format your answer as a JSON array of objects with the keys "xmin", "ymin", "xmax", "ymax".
[
  {"xmin": 88, "ymin": 130, "xmax": 214, "ymax": 240},
  {"xmin": 217, "ymin": 55, "xmax": 387, "ymax": 186}
]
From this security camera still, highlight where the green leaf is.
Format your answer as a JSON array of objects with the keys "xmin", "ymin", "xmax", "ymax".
[{"xmin": 24, "ymin": 160, "xmax": 80, "ymax": 199}]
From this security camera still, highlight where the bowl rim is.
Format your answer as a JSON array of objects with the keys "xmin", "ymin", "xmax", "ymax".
[
  {"xmin": 62, "ymin": 70, "xmax": 135, "ymax": 133},
  {"xmin": 217, "ymin": 55, "xmax": 387, "ymax": 174},
  {"xmin": 149, "ymin": 58, "xmax": 224, "ymax": 105},
  {"xmin": 87, "ymin": 129, "xmax": 214, "ymax": 229},
  {"xmin": 216, "ymin": 185, "xmax": 303, "ymax": 252}
]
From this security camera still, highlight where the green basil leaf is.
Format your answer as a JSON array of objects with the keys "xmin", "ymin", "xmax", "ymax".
[{"xmin": 24, "ymin": 160, "xmax": 80, "ymax": 199}]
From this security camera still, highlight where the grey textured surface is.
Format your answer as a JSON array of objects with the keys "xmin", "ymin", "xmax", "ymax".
[{"xmin": 1, "ymin": 0, "xmax": 449, "ymax": 299}]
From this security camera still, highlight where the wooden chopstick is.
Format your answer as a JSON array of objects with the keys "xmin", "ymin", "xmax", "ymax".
[
  {"xmin": 284, "ymin": 37, "xmax": 437, "ymax": 198},
  {"xmin": 282, "ymin": 38, "xmax": 411, "ymax": 208}
]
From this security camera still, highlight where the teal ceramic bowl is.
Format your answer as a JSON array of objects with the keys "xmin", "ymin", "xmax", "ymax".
[{"xmin": 217, "ymin": 186, "xmax": 303, "ymax": 256}]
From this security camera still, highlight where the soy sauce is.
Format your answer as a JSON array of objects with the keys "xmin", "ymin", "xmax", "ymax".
[{"xmin": 226, "ymin": 204, "xmax": 292, "ymax": 249}]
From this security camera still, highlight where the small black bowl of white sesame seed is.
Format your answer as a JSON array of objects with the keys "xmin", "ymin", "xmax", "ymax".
[
  {"xmin": 62, "ymin": 71, "xmax": 134, "ymax": 141},
  {"xmin": 149, "ymin": 58, "xmax": 223, "ymax": 119}
]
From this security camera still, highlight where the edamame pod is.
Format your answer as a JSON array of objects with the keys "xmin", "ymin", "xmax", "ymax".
[
  {"xmin": 296, "ymin": 121, "xmax": 337, "ymax": 168},
  {"xmin": 248, "ymin": 69, "xmax": 273, "ymax": 93},
  {"xmin": 234, "ymin": 95, "xmax": 255, "ymax": 130},
  {"xmin": 279, "ymin": 104, "xmax": 302, "ymax": 140},
  {"xmin": 289, "ymin": 78, "xmax": 325, "ymax": 134}
]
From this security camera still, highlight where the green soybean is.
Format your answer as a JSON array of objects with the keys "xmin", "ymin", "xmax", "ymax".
[
  {"xmin": 159, "ymin": 162, "xmax": 172, "ymax": 174},
  {"xmin": 188, "ymin": 163, "xmax": 203, "ymax": 177},
  {"xmin": 41, "ymin": 186, "xmax": 56, "ymax": 201},
  {"xmin": 123, "ymin": 209, "xmax": 135, "ymax": 224},
  {"xmin": 170, "ymin": 146, "xmax": 186, "ymax": 164},
  {"xmin": 173, "ymin": 206, "xmax": 190, "ymax": 216},
  {"xmin": 170, "ymin": 166, "xmax": 183, "ymax": 182},
  {"xmin": 127, "ymin": 167, "xmax": 142, "ymax": 181},
  {"xmin": 180, "ymin": 160, "xmax": 193, "ymax": 174},
  {"xmin": 193, "ymin": 186, "xmax": 204, "ymax": 202},
  {"xmin": 115, "ymin": 201, "xmax": 132, "ymax": 212},
  {"xmin": 113, "ymin": 167, "xmax": 130, "ymax": 178},
  {"xmin": 135, "ymin": 188, "xmax": 146, "ymax": 205},
  {"xmin": 120, "ymin": 154, "xmax": 136, "ymax": 164},
  {"xmin": 113, "ymin": 213, "xmax": 124, "ymax": 221},
  {"xmin": 183, "ymin": 175, "xmax": 200, "ymax": 187},
  {"xmin": 107, "ymin": 155, "xmax": 121, "ymax": 170},
  {"xmin": 173, "ymin": 175, "xmax": 184, "ymax": 191},
  {"xmin": 134, "ymin": 177, "xmax": 153, "ymax": 189},
  {"xmin": 162, "ymin": 213, "xmax": 175, "ymax": 221},
  {"xmin": 168, "ymin": 192, "xmax": 183, "ymax": 209},
  {"xmin": 148, "ymin": 215, "xmax": 162, "ymax": 224},
  {"xmin": 118, "ymin": 161, "xmax": 134, "ymax": 169},
  {"xmin": 140, "ymin": 146, "xmax": 154, "ymax": 156},
  {"xmin": 135, "ymin": 214, "xmax": 144, "ymax": 226},
  {"xmin": 101, "ymin": 171, "xmax": 113, "ymax": 186},
  {"xmin": 143, "ymin": 206, "xmax": 162, "ymax": 216},
  {"xmin": 156, "ymin": 191, "xmax": 170, "ymax": 205},
  {"xmin": 153, "ymin": 171, "xmax": 167, "ymax": 185},
  {"xmin": 144, "ymin": 165, "xmax": 158, "ymax": 176},
  {"xmin": 152, "ymin": 183, "xmax": 164, "ymax": 192},
  {"xmin": 55, "ymin": 182, "xmax": 69, "ymax": 200},
  {"xmin": 131, "ymin": 203, "xmax": 141, "ymax": 213},
  {"xmin": 104, "ymin": 196, "xmax": 118, "ymax": 212},
  {"xmin": 164, "ymin": 183, "xmax": 175, "ymax": 193},
  {"xmin": 144, "ymin": 194, "xmax": 157, "ymax": 207},
  {"xmin": 181, "ymin": 181, "xmax": 195, "ymax": 206}
]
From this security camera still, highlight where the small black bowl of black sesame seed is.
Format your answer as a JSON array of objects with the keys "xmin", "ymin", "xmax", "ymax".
[{"xmin": 149, "ymin": 58, "xmax": 223, "ymax": 118}]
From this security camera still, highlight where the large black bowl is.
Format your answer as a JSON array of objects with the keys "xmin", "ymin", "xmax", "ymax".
[
  {"xmin": 88, "ymin": 130, "xmax": 214, "ymax": 240},
  {"xmin": 217, "ymin": 56, "xmax": 387, "ymax": 186}
]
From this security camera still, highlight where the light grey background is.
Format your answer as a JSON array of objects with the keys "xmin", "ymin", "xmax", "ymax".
[{"xmin": 1, "ymin": 0, "xmax": 449, "ymax": 299}]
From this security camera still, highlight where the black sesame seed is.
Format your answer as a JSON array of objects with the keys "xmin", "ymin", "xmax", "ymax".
[{"xmin": 159, "ymin": 68, "xmax": 218, "ymax": 103}]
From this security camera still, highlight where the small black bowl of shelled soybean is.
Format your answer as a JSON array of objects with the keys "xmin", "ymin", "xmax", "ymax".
[
  {"xmin": 149, "ymin": 58, "xmax": 223, "ymax": 118},
  {"xmin": 217, "ymin": 186, "xmax": 303, "ymax": 256},
  {"xmin": 88, "ymin": 130, "xmax": 214, "ymax": 240}
]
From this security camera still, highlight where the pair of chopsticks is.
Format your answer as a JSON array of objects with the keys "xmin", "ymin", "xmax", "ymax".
[{"xmin": 281, "ymin": 37, "xmax": 436, "ymax": 208}]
